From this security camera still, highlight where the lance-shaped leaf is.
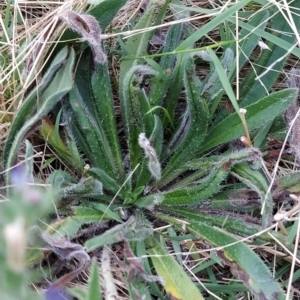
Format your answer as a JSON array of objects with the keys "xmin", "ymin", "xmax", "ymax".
[
  {"xmin": 136, "ymin": 148, "xmax": 262, "ymax": 208},
  {"xmin": 5, "ymin": 47, "xmax": 75, "ymax": 185},
  {"xmin": 119, "ymin": 4, "xmax": 155, "ymax": 89},
  {"xmin": 87, "ymin": 258, "xmax": 102, "ymax": 300},
  {"xmin": 149, "ymin": 23, "xmax": 183, "ymax": 109},
  {"xmin": 3, "ymin": 46, "xmax": 70, "ymax": 164},
  {"xmin": 188, "ymin": 222, "xmax": 286, "ymax": 300},
  {"xmin": 199, "ymin": 88, "xmax": 298, "ymax": 154},
  {"xmin": 85, "ymin": 213, "xmax": 153, "ymax": 251},
  {"xmin": 285, "ymin": 68, "xmax": 300, "ymax": 162},
  {"xmin": 231, "ymin": 0, "xmax": 300, "ymax": 107},
  {"xmin": 68, "ymin": 51, "xmax": 119, "ymax": 178},
  {"xmin": 121, "ymin": 65, "xmax": 158, "ymax": 175},
  {"xmin": 68, "ymin": 86, "xmax": 113, "ymax": 175},
  {"xmin": 92, "ymin": 63, "xmax": 124, "ymax": 178},
  {"xmin": 231, "ymin": 163, "xmax": 273, "ymax": 228},
  {"xmin": 49, "ymin": 170, "xmax": 103, "ymax": 201},
  {"xmin": 159, "ymin": 58, "xmax": 209, "ymax": 185},
  {"xmin": 146, "ymin": 236, "xmax": 204, "ymax": 300}
]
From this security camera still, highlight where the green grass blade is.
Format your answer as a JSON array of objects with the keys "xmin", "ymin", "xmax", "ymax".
[
  {"xmin": 88, "ymin": 258, "xmax": 102, "ymax": 300},
  {"xmin": 158, "ymin": 209, "xmax": 287, "ymax": 246},
  {"xmin": 119, "ymin": 4, "xmax": 155, "ymax": 94},
  {"xmin": 135, "ymin": 241, "xmax": 166, "ymax": 299},
  {"xmin": 175, "ymin": 0, "xmax": 250, "ymax": 51},
  {"xmin": 207, "ymin": 48, "xmax": 240, "ymax": 114},
  {"xmin": 85, "ymin": 214, "xmax": 153, "ymax": 251},
  {"xmin": 149, "ymin": 23, "xmax": 183, "ymax": 109},
  {"xmin": 229, "ymin": 2, "xmax": 300, "ymax": 106}
]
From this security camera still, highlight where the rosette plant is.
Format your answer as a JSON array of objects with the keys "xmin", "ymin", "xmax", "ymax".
[{"xmin": 3, "ymin": 0, "xmax": 300, "ymax": 299}]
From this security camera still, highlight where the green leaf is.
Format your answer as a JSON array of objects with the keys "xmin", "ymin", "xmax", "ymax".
[
  {"xmin": 67, "ymin": 287, "xmax": 88, "ymax": 300},
  {"xmin": 160, "ymin": 58, "xmax": 209, "ymax": 184},
  {"xmin": 207, "ymin": 48, "xmax": 239, "ymax": 114},
  {"xmin": 149, "ymin": 23, "xmax": 183, "ymax": 109},
  {"xmin": 46, "ymin": 207, "xmax": 112, "ymax": 238},
  {"xmin": 175, "ymin": 0, "xmax": 250, "ymax": 51},
  {"xmin": 136, "ymin": 148, "xmax": 261, "ymax": 207},
  {"xmin": 40, "ymin": 118, "xmax": 84, "ymax": 170},
  {"xmin": 273, "ymin": 171, "xmax": 300, "ymax": 196},
  {"xmin": 231, "ymin": 163, "xmax": 272, "ymax": 228},
  {"xmin": 120, "ymin": 65, "xmax": 158, "ymax": 176},
  {"xmin": 89, "ymin": 0, "xmax": 128, "ymax": 30},
  {"xmin": 5, "ymin": 47, "xmax": 75, "ymax": 185},
  {"xmin": 85, "ymin": 214, "xmax": 153, "ymax": 251},
  {"xmin": 92, "ymin": 63, "xmax": 124, "ymax": 178},
  {"xmin": 146, "ymin": 106, "xmax": 174, "ymax": 130},
  {"xmin": 188, "ymin": 222, "xmax": 286, "ymax": 300},
  {"xmin": 88, "ymin": 167, "xmax": 122, "ymax": 196},
  {"xmin": 88, "ymin": 258, "xmax": 102, "ymax": 300},
  {"xmin": 231, "ymin": 2, "xmax": 300, "ymax": 106},
  {"xmin": 90, "ymin": 203, "xmax": 122, "ymax": 223},
  {"xmin": 200, "ymin": 88, "xmax": 298, "ymax": 154},
  {"xmin": 3, "ymin": 46, "xmax": 70, "ymax": 164},
  {"xmin": 146, "ymin": 236, "xmax": 204, "ymax": 300},
  {"xmin": 68, "ymin": 65, "xmax": 114, "ymax": 177},
  {"xmin": 157, "ymin": 210, "xmax": 288, "ymax": 247},
  {"xmin": 119, "ymin": 4, "xmax": 155, "ymax": 90}
]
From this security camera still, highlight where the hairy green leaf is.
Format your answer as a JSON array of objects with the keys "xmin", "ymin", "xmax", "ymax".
[
  {"xmin": 5, "ymin": 47, "xmax": 75, "ymax": 185},
  {"xmin": 200, "ymin": 88, "xmax": 298, "ymax": 153},
  {"xmin": 188, "ymin": 222, "xmax": 286, "ymax": 299}
]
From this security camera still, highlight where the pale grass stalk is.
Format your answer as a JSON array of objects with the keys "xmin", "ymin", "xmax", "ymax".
[
  {"xmin": 255, "ymin": 43, "xmax": 297, "ymax": 81},
  {"xmin": 101, "ymin": 245, "xmax": 118, "ymax": 300},
  {"xmin": 239, "ymin": 48, "xmax": 269, "ymax": 94},
  {"xmin": 286, "ymin": 212, "xmax": 300, "ymax": 299},
  {"xmin": 271, "ymin": 0, "xmax": 300, "ymax": 46},
  {"xmin": 102, "ymin": 12, "xmax": 220, "ymax": 40},
  {"xmin": 119, "ymin": 0, "xmax": 147, "ymax": 30},
  {"xmin": 256, "ymin": 245, "xmax": 298, "ymax": 265},
  {"xmin": 267, "ymin": 232, "xmax": 300, "ymax": 265}
]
